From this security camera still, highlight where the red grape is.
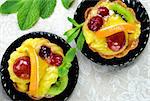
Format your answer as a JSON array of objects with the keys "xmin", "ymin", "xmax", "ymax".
[
  {"xmin": 88, "ymin": 16, "xmax": 103, "ymax": 31},
  {"xmin": 98, "ymin": 7, "xmax": 109, "ymax": 17},
  {"xmin": 49, "ymin": 53, "xmax": 63, "ymax": 66},
  {"xmin": 107, "ymin": 32, "xmax": 126, "ymax": 52},
  {"xmin": 13, "ymin": 56, "xmax": 31, "ymax": 79}
]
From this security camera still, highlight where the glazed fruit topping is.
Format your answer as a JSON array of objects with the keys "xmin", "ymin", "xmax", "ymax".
[
  {"xmin": 39, "ymin": 45, "xmax": 63, "ymax": 66},
  {"xmin": 13, "ymin": 56, "xmax": 31, "ymax": 79},
  {"xmin": 98, "ymin": 7, "xmax": 109, "ymax": 17},
  {"xmin": 39, "ymin": 45, "xmax": 51, "ymax": 59},
  {"xmin": 107, "ymin": 31, "xmax": 126, "ymax": 52},
  {"xmin": 49, "ymin": 53, "xmax": 63, "ymax": 66},
  {"xmin": 88, "ymin": 16, "xmax": 103, "ymax": 31}
]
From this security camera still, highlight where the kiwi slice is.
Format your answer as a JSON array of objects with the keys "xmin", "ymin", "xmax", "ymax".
[
  {"xmin": 110, "ymin": 3, "xmax": 135, "ymax": 23},
  {"xmin": 47, "ymin": 75, "xmax": 68, "ymax": 97}
]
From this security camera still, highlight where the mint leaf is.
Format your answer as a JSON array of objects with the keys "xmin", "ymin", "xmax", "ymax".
[
  {"xmin": 0, "ymin": 0, "xmax": 24, "ymax": 14},
  {"xmin": 61, "ymin": 0, "xmax": 74, "ymax": 9},
  {"xmin": 40, "ymin": 0, "xmax": 56, "ymax": 19},
  {"xmin": 64, "ymin": 17, "xmax": 84, "ymax": 43},
  {"xmin": 77, "ymin": 31, "xmax": 85, "ymax": 50},
  {"xmin": 63, "ymin": 48, "xmax": 76, "ymax": 62},
  {"xmin": 0, "ymin": 0, "xmax": 75, "ymax": 30},
  {"xmin": 17, "ymin": 0, "xmax": 40, "ymax": 30},
  {"xmin": 64, "ymin": 27, "xmax": 78, "ymax": 37},
  {"xmin": 67, "ymin": 28, "xmax": 80, "ymax": 43},
  {"xmin": 68, "ymin": 17, "xmax": 79, "ymax": 27}
]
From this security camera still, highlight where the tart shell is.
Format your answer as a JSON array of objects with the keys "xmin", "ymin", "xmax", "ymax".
[
  {"xmin": 74, "ymin": 0, "xmax": 150, "ymax": 66},
  {"xmin": 0, "ymin": 32, "xmax": 79, "ymax": 101}
]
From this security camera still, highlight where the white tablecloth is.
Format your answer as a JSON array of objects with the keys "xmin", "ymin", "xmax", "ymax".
[{"xmin": 0, "ymin": 0, "xmax": 150, "ymax": 101}]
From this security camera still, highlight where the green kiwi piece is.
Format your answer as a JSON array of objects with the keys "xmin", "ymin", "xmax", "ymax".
[
  {"xmin": 110, "ymin": 3, "xmax": 135, "ymax": 23},
  {"xmin": 47, "ymin": 75, "xmax": 68, "ymax": 97}
]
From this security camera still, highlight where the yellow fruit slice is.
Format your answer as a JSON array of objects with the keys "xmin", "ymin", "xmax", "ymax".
[
  {"xmin": 95, "ymin": 23, "xmax": 136, "ymax": 38},
  {"xmin": 38, "ymin": 56, "xmax": 48, "ymax": 80},
  {"xmin": 27, "ymin": 45, "xmax": 39, "ymax": 97}
]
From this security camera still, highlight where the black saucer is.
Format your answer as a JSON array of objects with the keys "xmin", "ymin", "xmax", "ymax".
[
  {"xmin": 0, "ymin": 32, "xmax": 79, "ymax": 101},
  {"xmin": 74, "ymin": 0, "xmax": 150, "ymax": 67}
]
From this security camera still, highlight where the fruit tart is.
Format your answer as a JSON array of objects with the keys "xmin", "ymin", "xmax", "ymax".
[
  {"xmin": 64, "ymin": 0, "xmax": 149, "ymax": 66},
  {"xmin": 1, "ymin": 32, "xmax": 79, "ymax": 100},
  {"xmin": 82, "ymin": 0, "xmax": 141, "ymax": 59}
]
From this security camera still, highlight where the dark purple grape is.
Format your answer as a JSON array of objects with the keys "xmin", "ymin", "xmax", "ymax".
[{"xmin": 39, "ymin": 45, "xmax": 51, "ymax": 59}]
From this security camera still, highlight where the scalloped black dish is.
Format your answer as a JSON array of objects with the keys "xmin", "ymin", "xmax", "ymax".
[
  {"xmin": 0, "ymin": 32, "xmax": 79, "ymax": 101},
  {"xmin": 74, "ymin": 0, "xmax": 150, "ymax": 67}
]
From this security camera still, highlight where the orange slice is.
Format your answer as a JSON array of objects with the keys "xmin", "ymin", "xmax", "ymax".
[
  {"xmin": 95, "ymin": 23, "xmax": 136, "ymax": 38},
  {"xmin": 27, "ymin": 45, "xmax": 39, "ymax": 97}
]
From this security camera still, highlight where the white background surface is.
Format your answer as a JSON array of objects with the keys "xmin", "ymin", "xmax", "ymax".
[{"xmin": 0, "ymin": 0, "xmax": 150, "ymax": 101}]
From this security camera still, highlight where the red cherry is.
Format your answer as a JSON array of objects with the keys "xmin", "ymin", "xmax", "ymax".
[
  {"xmin": 98, "ymin": 7, "xmax": 109, "ymax": 17},
  {"xmin": 13, "ymin": 56, "xmax": 31, "ymax": 79},
  {"xmin": 106, "ymin": 32, "xmax": 126, "ymax": 52},
  {"xmin": 88, "ymin": 16, "xmax": 103, "ymax": 31},
  {"xmin": 49, "ymin": 53, "xmax": 63, "ymax": 66}
]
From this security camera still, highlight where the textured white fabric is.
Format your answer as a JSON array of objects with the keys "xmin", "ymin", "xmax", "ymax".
[{"xmin": 0, "ymin": 0, "xmax": 150, "ymax": 101}]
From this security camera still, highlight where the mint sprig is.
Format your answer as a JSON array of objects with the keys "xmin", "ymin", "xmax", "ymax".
[
  {"xmin": 64, "ymin": 17, "xmax": 85, "ymax": 50},
  {"xmin": 60, "ymin": 18, "xmax": 85, "ymax": 76},
  {"xmin": 0, "ymin": 0, "xmax": 74, "ymax": 30}
]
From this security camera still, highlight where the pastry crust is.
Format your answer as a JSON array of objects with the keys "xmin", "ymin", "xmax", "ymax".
[{"xmin": 84, "ymin": 0, "xmax": 140, "ymax": 59}]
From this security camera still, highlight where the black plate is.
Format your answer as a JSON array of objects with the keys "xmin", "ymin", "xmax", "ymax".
[
  {"xmin": 74, "ymin": 0, "xmax": 150, "ymax": 67},
  {"xmin": 0, "ymin": 32, "xmax": 79, "ymax": 101}
]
